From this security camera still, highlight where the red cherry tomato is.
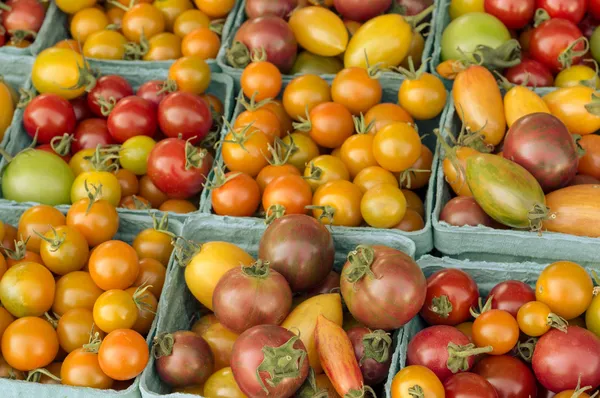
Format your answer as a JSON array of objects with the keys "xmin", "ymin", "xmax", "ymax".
[
  {"xmin": 70, "ymin": 96, "xmax": 93, "ymax": 122},
  {"xmin": 157, "ymin": 91, "xmax": 212, "ymax": 144},
  {"xmin": 504, "ymin": 57, "xmax": 555, "ymax": 87},
  {"xmin": 2, "ymin": 0, "xmax": 45, "ymax": 33},
  {"xmin": 107, "ymin": 96, "xmax": 157, "ymax": 143},
  {"xmin": 23, "ymin": 94, "xmax": 76, "ymax": 144},
  {"xmin": 487, "ymin": 280, "xmax": 536, "ymax": 318},
  {"xmin": 147, "ymin": 138, "xmax": 213, "ymax": 199},
  {"xmin": 536, "ymin": 0, "xmax": 587, "ymax": 25},
  {"xmin": 72, "ymin": 118, "xmax": 116, "ymax": 153},
  {"xmin": 420, "ymin": 269, "xmax": 479, "ymax": 326},
  {"xmin": 444, "ymin": 372, "xmax": 499, "ymax": 398},
  {"xmin": 484, "ymin": 0, "xmax": 535, "ymax": 29},
  {"xmin": 529, "ymin": 18, "xmax": 585, "ymax": 73},
  {"xmin": 136, "ymin": 80, "xmax": 174, "ymax": 108},
  {"xmin": 473, "ymin": 355, "xmax": 538, "ymax": 398},
  {"xmin": 87, "ymin": 75, "xmax": 134, "ymax": 118}
]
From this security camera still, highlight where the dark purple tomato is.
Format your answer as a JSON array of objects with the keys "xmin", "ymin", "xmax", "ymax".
[
  {"xmin": 304, "ymin": 271, "xmax": 340, "ymax": 298},
  {"xmin": 231, "ymin": 325, "xmax": 309, "ymax": 398},
  {"xmin": 157, "ymin": 92, "xmax": 212, "ymax": 144},
  {"xmin": 245, "ymin": 0, "xmax": 298, "ymax": 20},
  {"xmin": 136, "ymin": 80, "xmax": 174, "ymax": 108},
  {"xmin": 70, "ymin": 96, "xmax": 93, "ymax": 122},
  {"xmin": 504, "ymin": 58, "xmax": 554, "ymax": 87},
  {"xmin": 258, "ymin": 214, "xmax": 334, "ymax": 292},
  {"xmin": 153, "ymin": 331, "xmax": 214, "ymax": 388},
  {"xmin": 440, "ymin": 196, "xmax": 494, "ymax": 228},
  {"xmin": 420, "ymin": 268, "xmax": 479, "ymax": 326},
  {"xmin": 394, "ymin": 0, "xmax": 433, "ymax": 15},
  {"xmin": 340, "ymin": 245, "xmax": 426, "ymax": 331},
  {"xmin": 444, "ymin": 372, "xmax": 499, "ymax": 398},
  {"xmin": 579, "ymin": 13, "xmax": 599, "ymax": 39},
  {"xmin": 346, "ymin": 327, "xmax": 392, "ymax": 386},
  {"xmin": 107, "ymin": 96, "xmax": 157, "ymax": 143},
  {"xmin": 536, "ymin": 0, "xmax": 587, "ymax": 25},
  {"xmin": 333, "ymin": 0, "xmax": 391, "ymax": 21},
  {"xmin": 484, "ymin": 0, "xmax": 535, "ymax": 30},
  {"xmin": 23, "ymin": 94, "xmax": 76, "ymax": 144},
  {"xmin": 87, "ymin": 75, "xmax": 134, "ymax": 118},
  {"xmin": 533, "ymin": 326, "xmax": 600, "ymax": 392},
  {"xmin": 213, "ymin": 260, "xmax": 293, "ymax": 334},
  {"xmin": 473, "ymin": 355, "xmax": 537, "ymax": 398},
  {"xmin": 503, "ymin": 113, "xmax": 578, "ymax": 192},
  {"xmin": 529, "ymin": 18, "xmax": 585, "ymax": 73},
  {"xmin": 71, "ymin": 118, "xmax": 115, "ymax": 153},
  {"xmin": 233, "ymin": 16, "xmax": 298, "ymax": 73},
  {"xmin": 486, "ymin": 280, "xmax": 535, "ymax": 318},
  {"xmin": 571, "ymin": 174, "xmax": 600, "ymax": 185}
]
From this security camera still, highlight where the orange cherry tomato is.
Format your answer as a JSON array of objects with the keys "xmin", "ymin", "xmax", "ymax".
[
  {"xmin": 88, "ymin": 240, "xmax": 140, "ymax": 290},
  {"xmin": 312, "ymin": 180, "xmax": 363, "ymax": 227},
  {"xmin": 340, "ymin": 133, "xmax": 377, "ymax": 178},
  {"xmin": 70, "ymin": 7, "xmax": 109, "ymax": 43},
  {"xmin": 93, "ymin": 289, "xmax": 138, "ymax": 333},
  {"xmin": 122, "ymin": 3, "xmax": 165, "ymax": 43},
  {"xmin": 578, "ymin": 134, "xmax": 600, "ymax": 180},
  {"xmin": 61, "ymin": 348, "xmax": 113, "ymax": 389},
  {"xmin": 262, "ymin": 100, "xmax": 293, "ymax": 135},
  {"xmin": 361, "ymin": 183, "xmax": 407, "ymax": 228},
  {"xmin": 0, "ymin": 307, "xmax": 14, "ymax": 343},
  {"xmin": 201, "ymin": 93, "xmax": 224, "ymax": 115},
  {"xmin": 38, "ymin": 225, "xmax": 89, "ymax": 275},
  {"xmin": 66, "ymin": 197, "xmax": 119, "ymax": 247},
  {"xmin": 256, "ymin": 164, "xmax": 301, "ymax": 194},
  {"xmin": 373, "ymin": 122, "xmax": 422, "ymax": 172},
  {"xmin": 173, "ymin": 9, "xmax": 210, "ymax": 38},
  {"xmin": 391, "ymin": 365, "xmax": 444, "ymax": 398},
  {"xmin": 106, "ymin": 7, "xmax": 126, "ymax": 26},
  {"xmin": 352, "ymin": 166, "xmax": 398, "ymax": 194},
  {"xmin": 193, "ymin": 0, "xmax": 235, "ymax": 18},
  {"xmin": 304, "ymin": 155, "xmax": 350, "ymax": 191},
  {"xmin": 181, "ymin": 27, "xmax": 220, "ymax": 59},
  {"xmin": 364, "ymin": 103, "xmax": 414, "ymax": 135},
  {"xmin": 0, "ymin": 262, "xmax": 55, "ymax": 318},
  {"xmin": 159, "ymin": 199, "xmax": 198, "ymax": 213},
  {"xmin": 18, "ymin": 205, "xmax": 66, "ymax": 253},
  {"xmin": 281, "ymin": 132, "xmax": 320, "ymax": 171},
  {"xmin": 139, "ymin": 175, "xmax": 169, "ymax": 208},
  {"xmin": 133, "ymin": 258, "xmax": 167, "ymax": 298},
  {"xmin": 302, "ymin": 102, "xmax": 354, "ymax": 149},
  {"xmin": 126, "ymin": 287, "xmax": 157, "ymax": 335},
  {"xmin": 57, "ymin": 308, "xmax": 105, "ymax": 353},
  {"xmin": 197, "ymin": 321, "xmax": 239, "ymax": 371},
  {"xmin": 241, "ymin": 61, "xmax": 282, "ymax": 102},
  {"xmin": 399, "ymin": 144, "xmax": 433, "ymax": 190},
  {"xmin": 283, "ymin": 74, "xmax": 332, "ymax": 121},
  {"xmin": 133, "ymin": 223, "xmax": 174, "ymax": 267},
  {"xmin": 212, "ymin": 171, "xmax": 261, "ymax": 217},
  {"xmin": 234, "ymin": 107, "xmax": 282, "ymax": 143},
  {"xmin": 115, "ymin": 169, "xmax": 140, "ymax": 197},
  {"xmin": 54, "ymin": 39, "xmax": 82, "ymax": 53},
  {"xmin": 153, "ymin": 0, "xmax": 193, "ymax": 31},
  {"xmin": 2, "ymin": 317, "xmax": 59, "ymax": 372},
  {"xmin": 168, "ymin": 55, "xmax": 211, "ymax": 94},
  {"xmin": 398, "ymin": 72, "xmax": 447, "ymax": 120},
  {"xmin": 119, "ymin": 194, "xmax": 152, "ymax": 210},
  {"xmin": 263, "ymin": 174, "xmax": 313, "ymax": 216},
  {"xmin": 144, "ymin": 32, "xmax": 182, "ymax": 61},
  {"xmin": 222, "ymin": 126, "xmax": 271, "ymax": 177},
  {"xmin": 98, "ymin": 329, "xmax": 149, "ymax": 381},
  {"xmin": 331, "ymin": 67, "xmax": 382, "ymax": 115},
  {"xmin": 53, "ymin": 271, "xmax": 104, "ymax": 316},
  {"xmin": 394, "ymin": 209, "xmax": 425, "ymax": 232},
  {"xmin": 472, "ymin": 309, "xmax": 519, "ymax": 355}
]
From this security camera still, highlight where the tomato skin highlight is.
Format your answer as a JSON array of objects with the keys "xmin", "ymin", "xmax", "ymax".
[{"xmin": 543, "ymin": 185, "xmax": 600, "ymax": 238}]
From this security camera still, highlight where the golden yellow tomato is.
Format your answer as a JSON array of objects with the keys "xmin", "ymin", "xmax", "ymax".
[
  {"xmin": 32, "ymin": 48, "xmax": 91, "ymax": 100},
  {"xmin": 544, "ymin": 86, "xmax": 600, "ymax": 135},
  {"xmin": 289, "ymin": 6, "xmax": 348, "ymax": 57}
]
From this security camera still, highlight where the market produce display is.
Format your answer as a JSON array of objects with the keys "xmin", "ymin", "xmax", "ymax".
[
  {"xmin": 0, "ymin": 0, "xmax": 46, "ymax": 48},
  {"xmin": 55, "ymin": 0, "xmax": 236, "ymax": 62}
]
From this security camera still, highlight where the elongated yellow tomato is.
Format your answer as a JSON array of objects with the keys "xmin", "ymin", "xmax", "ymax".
[
  {"xmin": 453, "ymin": 65, "xmax": 506, "ymax": 146},
  {"xmin": 32, "ymin": 48, "xmax": 92, "ymax": 100},
  {"xmin": 543, "ymin": 86, "xmax": 600, "ymax": 135},
  {"xmin": 344, "ymin": 14, "xmax": 412, "ymax": 69},
  {"xmin": 289, "ymin": 7, "xmax": 348, "ymax": 57},
  {"xmin": 504, "ymin": 86, "xmax": 550, "ymax": 127},
  {"xmin": 555, "ymin": 65, "xmax": 600, "ymax": 89},
  {"xmin": 184, "ymin": 242, "xmax": 254, "ymax": 310},
  {"xmin": 281, "ymin": 293, "xmax": 343, "ymax": 375},
  {"xmin": 0, "ymin": 81, "xmax": 15, "ymax": 142}
]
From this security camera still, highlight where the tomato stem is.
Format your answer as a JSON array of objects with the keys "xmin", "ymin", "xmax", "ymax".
[
  {"xmin": 361, "ymin": 330, "xmax": 392, "ymax": 364},
  {"xmin": 43, "ymin": 312, "xmax": 59, "ymax": 329},
  {"xmin": 0, "ymin": 236, "xmax": 28, "ymax": 260},
  {"xmin": 82, "ymin": 332, "xmax": 102, "ymax": 353},
  {"xmin": 265, "ymin": 204, "xmax": 286, "ymax": 224},
  {"xmin": 533, "ymin": 8, "xmax": 550, "ymax": 27},
  {"xmin": 570, "ymin": 377, "xmax": 596, "ymax": 398},
  {"xmin": 353, "ymin": 114, "xmax": 374, "ymax": 135},
  {"xmin": 238, "ymin": 90, "xmax": 274, "ymax": 112},
  {"xmin": 50, "ymin": 133, "xmax": 74, "ymax": 156},
  {"xmin": 516, "ymin": 337, "xmax": 537, "ymax": 363},
  {"xmin": 407, "ymin": 385, "xmax": 425, "ymax": 398},
  {"xmin": 26, "ymin": 368, "xmax": 61, "ymax": 383},
  {"xmin": 558, "ymin": 37, "xmax": 589, "ymax": 70},
  {"xmin": 292, "ymin": 107, "xmax": 312, "ymax": 133},
  {"xmin": 344, "ymin": 245, "xmax": 376, "ymax": 284},
  {"xmin": 241, "ymin": 259, "xmax": 271, "ymax": 279},
  {"xmin": 429, "ymin": 295, "xmax": 453, "ymax": 319},
  {"xmin": 34, "ymin": 226, "xmax": 65, "ymax": 252},
  {"xmin": 265, "ymin": 137, "xmax": 294, "ymax": 166},
  {"xmin": 152, "ymin": 333, "xmax": 175, "ymax": 358},
  {"xmin": 528, "ymin": 203, "xmax": 552, "ymax": 234},
  {"xmin": 249, "ymin": 47, "xmax": 267, "ymax": 63},
  {"xmin": 0, "ymin": 2, "xmax": 11, "ymax": 11},
  {"xmin": 303, "ymin": 162, "xmax": 323, "ymax": 181},
  {"xmin": 446, "ymin": 342, "xmax": 493, "ymax": 373},
  {"xmin": 295, "ymin": 368, "xmax": 330, "ymax": 398},
  {"xmin": 404, "ymin": 4, "xmax": 434, "ymax": 28},
  {"xmin": 83, "ymin": 181, "xmax": 103, "ymax": 215},
  {"xmin": 546, "ymin": 313, "xmax": 568, "ymax": 333},
  {"xmin": 133, "ymin": 283, "xmax": 156, "ymax": 313},
  {"xmin": 209, "ymin": 19, "xmax": 224, "ymax": 36},
  {"xmin": 221, "ymin": 119, "xmax": 257, "ymax": 154},
  {"xmin": 305, "ymin": 205, "xmax": 335, "ymax": 225},
  {"xmin": 226, "ymin": 41, "xmax": 251, "ymax": 69},
  {"xmin": 470, "ymin": 296, "xmax": 493, "ymax": 318},
  {"xmin": 398, "ymin": 168, "xmax": 430, "ymax": 189},
  {"xmin": 255, "ymin": 335, "xmax": 307, "ymax": 394},
  {"xmin": 584, "ymin": 93, "xmax": 600, "ymax": 116},
  {"xmin": 16, "ymin": 88, "xmax": 35, "ymax": 109},
  {"xmin": 172, "ymin": 236, "xmax": 201, "ymax": 267}
]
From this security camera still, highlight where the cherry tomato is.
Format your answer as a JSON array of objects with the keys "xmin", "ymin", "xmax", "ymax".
[
  {"xmin": 61, "ymin": 348, "xmax": 113, "ymax": 389},
  {"xmin": 1, "ymin": 0, "xmax": 44, "ymax": 34},
  {"xmin": 311, "ymin": 180, "xmax": 363, "ymax": 226},
  {"xmin": 353, "ymin": 166, "xmax": 399, "ymax": 193},
  {"xmin": 173, "ymin": 9, "xmax": 210, "ymax": 38},
  {"xmin": 70, "ymin": 7, "xmax": 109, "ymax": 43},
  {"xmin": 139, "ymin": 175, "xmax": 169, "ymax": 208},
  {"xmin": 181, "ymin": 27, "xmax": 220, "ymax": 59},
  {"xmin": 517, "ymin": 300, "xmax": 566, "ymax": 337},
  {"xmin": 364, "ymin": 103, "xmax": 414, "ymax": 135},
  {"xmin": 391, "ymin": 365, "xmax": 445, "ymax": 398},
  {"xmin": 136, "ymin": 80, "xmax": 174, "ymax": 108},
  {"xmin": 168, "ymin": 55, "xmax": 211, "ymax": 94},
  {"xmin": 241, "ymin": 61, "xmax": 282, "ymax": 102},
  {"xmin": 196, "ymin": 321, "xmax": 239, "ymax": 371},
  {"xmin": 361, "ymin": 184, "xmax": 406, "ymax": 228},
  {"xmin": 537, "ymin": 0, "xmax": 587, "ymax": 25},
  {"xmin": 193, "ymin": 0, "xmax": 235, "ymax": 18},
  {"xmin": 106, "ymin": 7, "xmax": 126, "ymax": 27},
  {"xmin": 107, "ymin": 96, "xmax": 157, "ymax": 143},
  {"xmin": 126, "ymin": 287, "xmax": 157, "ymax": 335},
  {"xmin": 303, "ymin": 102, "xmax": 354, "ymax": 149},
  {"xmin": 529, "ymin": 19, "xmax": 585, "ymax": 73},
  {"xmin": 132, "ymin": 224, "xmax": 174, "ymax": 267},
  {"xmin": 159, "ymin": 199, "xmax": 197, "ymax": 213},
  {"xmin": 484, "ymin": 0, "xmax": 535, "ymax": 29},
  {"xmin": 211, "ymin": 171, "xmax": 261, "ymax": 217},
  {"xmin": 17, "ymin": 204, "xmax": 66, "ymax": 254},
  {"xmin": 281, "ymin": 133, "xmax": 320, "ymax": 171},
  {"xmin": 234, "ymin": 107, "xmax": 282, "ymax": 144},
  {"xmin": 115, "ymin": 169, "xmax": 139, "ymax": 197},
  {"xmin": 71, "ymin": 118, "xmax": 115, "ymax": 153},
  {"xmin": 472, "ymin": 309, "xmax": 519, "ymax": 355},
  {"xmin": 262, "ymin": 174, "xmax": 312, "ymax": 216},
  {"xmin": 120, "ymin": 136, "xmax": 156, "ymax": 175},
  {"xmin": 262, "ymin": 100, "xmax": 293, "ymax": 135},
  {"xmin": 256, "ymin": 164, "xmax": 301, "ymax": 194},
  {"xmin": 340, "ymin": 133, "xmax": 377, "ymax": 178},
  {"xmin": 580, "ymin": 133, "xmax": 600, "ymax": 180},
  {"xmin": 144, "ymin": 32, "xmax": 182, "ymax": 61},
  {"xmin": 555, "ymin": 64, "xmax": 600, "ymax": 88},
  {"xmin": 283, "ymin": 74, "xmax": 332, "ymax": 121},
  {"xmin": 23, "ymin": 94, "xmax": 76, "ymax": 144},
  {"xmin": 93, "ymin": 289, "xmax": 138, "ymax": 333},
  {"xmin": 535, "ymin": 261, "xmax": 593, "ymax": 320},
  {"xmin": 473, "ymin": 355, "xmax": 538, "ymax": 398},
  {"xmin": 53, "ymin": 271, "xmax": 104, "ymax": 316},
  {"xmin": 203, "ymin": 367, "xmax": 246, "ymax": 397},
  {"xmin": 221, "ymin": 126, "xmax": 270, "ymax": 177},
  {"xmin": 304, "ymin": 155, "xmax": 350, "ymax": 192},
  {"xmin": 504, "ymin": 57, "xmax": 555, "ymax": 87},
  {"xmin": 487, "ymin": 280, "xmax": 535, "ymax": 318},
  {"xmin": 331, "ymin": 67, "xmax": 382, "ymax": 115},
  {"xmin": 38, "ymin": 225, "xmax": 89, "ymax": 275},
  {"xmin": 66, "ymin": 196, "xmax": 119, "ymax": 247},
  {"xmin": 87, "ymin": 75, "xmax": 134, "ymax": 118},
  {"xmin": 399, "ymin": 144, "xmax": 433, "ymax": 190},
  {"xmin": 57, "ymin": 308, "xmax": 105, "ymax": 353},
  {"xmin": 372, "ymin": 122, "xmax": 422, "ymax": 172},
  {"xmin": 98, "ymin": 329, "xmax": 149, "ymax": 380},
  {"xmin": 71, "ymin": 170, "xmax": 122, "ymax": 207},
  {"xmin": 153, "ymin": 0, "xmax": 193, "ymax": 30},
  {"xmin": 133, "ymin": 258, "xmax": 166, "ymax": 298},
  {"xmin": 122, "ymin": 3, "xmax": 165, "ymax": 43},
  {"xmin": 2, "ymin": 317, "xmax": 59, "ymax": 372},
  {"xmin": 444, "ymin": 372, "xmax": 499, "ymax": 398},
  {"xmin": 88, "ymin": 240, "xmax": 140, "ymax": 290}
]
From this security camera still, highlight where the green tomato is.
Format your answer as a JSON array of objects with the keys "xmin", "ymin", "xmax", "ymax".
[
  {"xmin": 449, "ymin": 0, "xmax": 484, "ymax": 20},
  {"xmin": 119, "ymin": 136, "xmax": 156, "ymax": 175},
  {"xmin": 586, "ymin": 295, "xmax": 600, "ymax": 338},
  {"xmin": 441, "ymin": 12, "xmax": 511, "ymax": 62},
  {"xmin": 590, "ymin": 26, "xmax": 600, "ymax": 64},
  {"xmin": 2, "ymin": 149, "xmax": 74, "ymax": 205},
  {"xmin": 290, "ymin": 51, "xmax": 344, "ymax": 76}
]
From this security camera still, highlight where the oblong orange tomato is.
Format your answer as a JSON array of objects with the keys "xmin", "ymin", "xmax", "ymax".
[
  {"xmin": 453, "ymin": 65, "xmax": 506, "ymax": 147},
  {"xmin": 543, "ymin": 86, "xmax": 600, "ymax": 135},
  {"xmin": 504, "ymin": 86, "xmax": 550, "ymax": 128},
  {"xmin": 543, "ymin": 185, "xmax": 600, "ymax": 237}
]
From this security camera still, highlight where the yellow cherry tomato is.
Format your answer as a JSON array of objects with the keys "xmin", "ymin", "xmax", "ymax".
[
  {"xmin": 83, "ymin": 30, "xmax": 127, "ymax": 60},
  {"xmin": 504, "ymin": 86, "xmax": 550, "ymax": 127},
  {"xmin": 119, "ymin": 136, "xmax": 156, "ymax": 175},
  {"xmin": 203, "ymin": 367, "xmax": 246, "ymax": 398},
  {"xmin": 361, "ymin": 184, "xmax": 407, "ymax": 228},
  {"xmin": 56, "ymin": 0, "xmax": 96, "ymax": 14},
  {"xmin": 304, "ymin": 155, "xmax": 350, "ymax": 191},
  {"xmin": 69, "ymin": 148, "xmax": 97, "ymax": 177},
  {"xmin": 153, "ymin": 0, "xmax": 193, "ymax": 31},
  {"xmin": 193, "ymin": 0, "xmax": 235, "ymax": 18},
  {"xmin": 340, "ymin": 133, "xmax": 377, "ymax": 178},
  {"xmin": 555, "ymin": 65, "xmax": 600, "ymax": 89},
  {"xmin": 543, "ymin": 86, "xmax": 600, "ymax": 135},
  {"xmin": 517, "ymin": 301, "xmax": 564, "ymax": 337},
  {"xmin": 181, "ymin": 27, "xmax": 220, "ymax": 59},
  {"xmin": 311, "ymin": 180, "xmax": 363, "ymax": 227},
  {"xmin": 391, "ymin": 365, "xmax": 445, "ymax": 398},
  {"xmin": 144, "ymin": 32, "xmax": 182, "ymax": 61},
  {"xmin": 281, "ymin": 133, "xmax": 320, "ymax": 172},
  {"xmin": 289, "ymin": 6, "xmax": 348, "ymax": 57},
  {"xmin": 449, "ymin": 0, "xmax": 484, "ymax": 20},
  {"xmin": 169, "ymin": 55, "xmax": 211, "ymax": 94},
  {"xmin": 345, "ymin": 14, "xmax": 413, "ymax": 69},
  {"xmin": 70, "ymin": 7, "xmax": 108, "ymax": 43},
  {"xmin": 32, "ymin": 48, "xmax": 91, "ymax": 100},
  {"xmin": 71, "ymin": 171, "xmax": 122, "ymax": 206},
  {"xmin": 372, "ymin": 122, "xmax": 422, "ymax": 172},
  {"xmin": 353, "ymin": 166, "xmax": 399, "ymax": 193},
  {"xmin": 173, "ymin": 9, "xmax": 210, "ymax": 38},
  {"xmin": 122, "ymin": 3, "xmax": 166, "ymax": 43},
  {"xmin": 398, "ymin": 72, "xmax": 447, "ymax": 120}
]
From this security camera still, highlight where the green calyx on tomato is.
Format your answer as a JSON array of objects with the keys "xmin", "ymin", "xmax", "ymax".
[
  {"xmin": 34, "ymin": 226, "xmax": 66, "ymax": 252},
  {"xmin": 362, "ymin": 330, "xmax": 392, "ymax": 363},
  {"xmin": 255, "ymin": 335, "xmax": 307, "ymax": 394},
  {"xmin": 558, "ymin": 37, "xmax": 590, "ymax": 71},
  {"xmin": 446, "ymin": 342, "xmax": 493, "ymax": 373},
  {"xmin": 184, "ymin": 139, "xmax": 210, "ymax": 170},
  {"xmin": 173, "ymin": 236, "xmax": 201, "ymax": 267},
  {"xmin": 240, "ymin": 259, "xmax": 271, "ymax": 279},
  {"xmin": 353, "ymin": 114, "xmax": 375, "ymax": 135},
  {"xmin": 50, "ymin": 134, "xmax": 75, "ymax": 157},
  {"xmin": 343, "ymin": 245, "xmax": 376, "ymax": 284},
  {"xmin": 225, "ymin": 41, "xmax": 251, "ymax": 69},
  {"xmin": 264, "ymin": 203, "xmax": 286, "ymax": 225},
  {"xmin": 84, "ymin": 145, "xmax": 120, "ymax": 172}
]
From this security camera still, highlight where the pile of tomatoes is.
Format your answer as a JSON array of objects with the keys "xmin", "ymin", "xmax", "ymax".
[
  {"xmin": 437, "ymin": 64, "xmax": 600, "ymax": 238},
  {"xmin": 0, "ymin": 201, "xmax": 175, "ymax": 389},
  {"xmin": 2, "ymin": 47, "xmax": 227, "ymax": 213},
  {"xmin": 442, "ymin": 0, "xmax": 600, "ymax": 88},
  {"xmin": 390, "ymin": 259, "xmax": 600, "ymax": 397},
  {"xmin": 225, "ymin": 0, "xmax": 432, "ymax": 75},
  {"xmin": 54, "ymin": 0, "xmax": 234, "ymax": 61},
  {"xmin": 0, "ymin": 0, "xmax": 47, "ymax": 48},
  {"xmin": 206, "ymin": 55, "xmax": 446, "ymax": 231},
  {"xmin": 154, "ymin": 213, "xmax": 427, "ymax": 397}
]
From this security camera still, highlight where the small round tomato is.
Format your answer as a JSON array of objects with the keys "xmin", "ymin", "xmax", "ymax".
[
  {"xmin": 537, "ymin": 0, "xmax": 586, "ymax": 25},
  {"xmin": 72, "ymin": 118, "xmax": 115, "ymax": 153},
  {"xmin": 256, "ymin": 164, "xmax": 301, "ymax": 194},
  {"xmin": 120, "ymin": 136, "xmax": 156, "ymax": 175},
  {"xmin": 126, "ymin": 287, "xmax": 157, "ymax": 335},
  {"xmin": 153, "ymin": 0, "xmax": 193, "ymax": 30},
  {"xmin": 234, "ymin": 107, "xmax": 282, "ymax": 143},
  {"xmin": 107, "ymin": 96, "xmax": 157, "ymax": 143},
  {"xmin": 340, "ymin": 133, "xmax": 377, "ymax": 178},
  {"xmin": 70, "ymin": 7, "xmax": 108, "ymax": 43},
  {"xmin": 484, "ymin": 0, "xmax": 535, "ymax": 29},
  {"xmin": 302, "ymin": 102, "xmax": 354, "ymax": 149},
  {"xmin": 115, "ymin": 169, "xmax": 139, "ymax": 197},
  {"xmin": 32, "ymin": 49, "xmax": 91, "ymax": 100},
  {"xmin": 133, "ymin": 224, "xmax": 174, "ymax": 267},
  {"xmin": 56, "ymin": 0, "xmax": 96, "ymax": 14},
  {"xmin": 263, "ymin": 174, "xmax": 313, "ymax": 216},
  {"xmin": 61, "ymin": 348, "xmax": 113, "ymax": 389},
  {"xmin": 281, "ymin": 133, "xmax": 320, "ymax": 171},
  {"xmin": 98, "ymin": 329, "xmax": 149, "ymax": 381},
  {"xmin": 158, "ymin": 91, "xmax": 212, "ymax": 143},
  {"xmin": 394, "ymin": 209, "xmax": 425, "ymax": 232},
  {"xmin": 331, "ymin": 67, "xmax": 382, "ymax": 115},
  {"xmin": 201, "ymin": 93, "xmax": 224, "ymax": 115},
  {"xmin": 17, "ymin": 204, "xmax": 66, "ymax": 253},
  {"xmin": 0, "ymin": 262, "xmax": 55, "ymax": 318},
  {"xmin": 120, "ymin": 195, "xmax": 152, "ymax": 210},
  {"xmin": 262, "ymin": 100, "xmax": 293, "ymax": 135},
  {"xmin": 353, "ymin": 166, "xmax": 399, "ymax": 193},
  {"xmin": 373, "ymin": 122, "xmax": 422, "ymax": 172},
  {"xmin": 2, "ymin": 317, "xmax": 59, "ymax": 372},
  {"xmin": 222, "ymin": 126, "xmax": 271, "ymax": 177},
  {"xmin": 133, "ymin": 258, "xmax": 166, "ymax": 298},
  {"xmin": 196, "ymin": 321, "xmax": 239, "ymax": 371},
  {"xmin": 173, "ymin": 9, "xmax": 210, "ymax": 37},
  {"xmin": 71, "ymin": 170, "xmax": 122, "ymax": 207},
  {"xmin": 311, "ymin": 180, "xmax": 363, "ymax": 226},
  {"xmin": 211, "ymin": 171, "xmax": 261, "ymax": 217},
  {"xmin": 38, "ymin": 225, "xmax": 89, "ymax": 275},
  {"xmin": 241, "ymin": 61, "xmax": 282, "ymax": 102},
  {"xmin": 57, "ymin": 308, "xmax": 105, "ymax": 353},
  {"xmin": 88, "ymin": 240, "xmax": 140, "ymax": 290},
  {"xmin": 53, "ymin": 271, "xmax": 104, "ymax": 316},
  {"xmin": 472, "ymin": 309, "xmax": 519, "ymax": 355},
  {"xmin": 66, "ymin": 197, "xmax": 119, "ymax": 247},
  {"xmin": 529, "ymin": 18, "xmax": 585, "ymax": 73},
  {"xmin": 139, "ymin": 175, "xmax": 169, "ymax": 208},
  {"xmin": 536, "ymin": 261, "xmax": 593, "ymax": 320},
  {"xmin": 106, "ymin": 7, "xmax": 125, "ymax": 26},
  {"xmin": 517, "ymin": 301, "xmax": 567, "ymax": 337},
  {"xmin": 361, "ymin": 184, "xmax": 406, "ymax": 228},
  {"xmin": 304, "ymin": 155, "xmax": 350, "ymax": 191},
  {"xmin": 555, "ymin": 64, "xmax": 600, "ymax": 88},
  {"xmin": 399, "ymin": 73, "xmax": 447, "ymax": 120},
  {"xmin": 93, "ymin": 289, "xmax": 138, "ymax": 333},
  {"xmin": 54, "ymin": 39, "xmax": 81, "ymax": 53},
  {"xmin": 194, "ymin": 0, "xmax": 235, "ymax": 18},
  {"xmin": 399, "ymin": 145, "xmax": 433, "ymax": 190},
  {"xmin": 203, "ymin": 367, "xmax": 246, "ymax": 397},
  {"xmin": 144, "ymin": 32, "xmax": 182, "ymax": 61},
  {"xmin": 181, "ymin": 27, "xmax": 220, "ymax": 59},
  {"xmin": 391, "ymin": 365, "xmax": 445, "ymax": 398},
  {"xmin": 364, "ymin": 103, "xmax": 414, "ymax": 134},
  {"xmin": 121, "ymin": 3, "xmax": 166, "ymax": 43},
  {"xmin": 504, "ymin": 57, "xmax": 555, "ymax": 87},
  {"xmin": 283, "ymin": 74, "xmax": 332, "ymax": 121},
  {"xmin": 159, "ymin": 199, "xmax": 198, "ymax": 213},
  {"xmin": 23, "ymin": 94, "xmax": 76, "ymax": 144},
  {"xmin": 168, "ymin": 55, "xmax": 211, "ymax": 94}
]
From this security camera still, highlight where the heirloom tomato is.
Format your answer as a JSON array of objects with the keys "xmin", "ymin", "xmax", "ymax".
[{"xmin": 32, "ymin": 48, "xmax": 92, "ymax": 100}]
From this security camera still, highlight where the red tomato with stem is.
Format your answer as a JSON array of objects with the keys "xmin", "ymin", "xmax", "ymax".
[
  {"xmin": 473, "ymin": 355, "xmax": 537, "ymax": 398},
  {"xmin": 107, "ymin": 96, "xmax": 157, "ymax": 143},
  {"xmin": 484, "ymin": 0, "xmax": 535, "ymax": 29},
  {"xmin": 487, "ymin": 280, "xmax": 535, "ymax": 318},
  {"xmin": 87, "ymin": 75, "xmax": 134, "ymax": 117},
  {"xmin": 444, "ymin": 372, "xmax": 500, "ymax": 398},
  {"xmin": 529, "ymin": 18, "xmax": 585, "ymax": 73},
  {"xmin": 147, "ymin": 138, "xmax": 213, "ymax": 199},
  {"xmin": 71, "ymin": 118, "xmax": 115, "ymax": 153},
  {"xmin": 157, "ymin": 91, "xmax": 212, "ymax": 144},
  {"xmin": 504, "ymin": 58, "xmax": 555, "ymax": 87},
  {"xmin": 136, "ymin": 79, "xmax": 176, "ymax": 108},
  {"xmin": 536, "ymin": 0, "xmax": 587, "ymax": 25},
  {"xmin": 23, "ymin": 94, "xmax": 76, "ymax": 144}
]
